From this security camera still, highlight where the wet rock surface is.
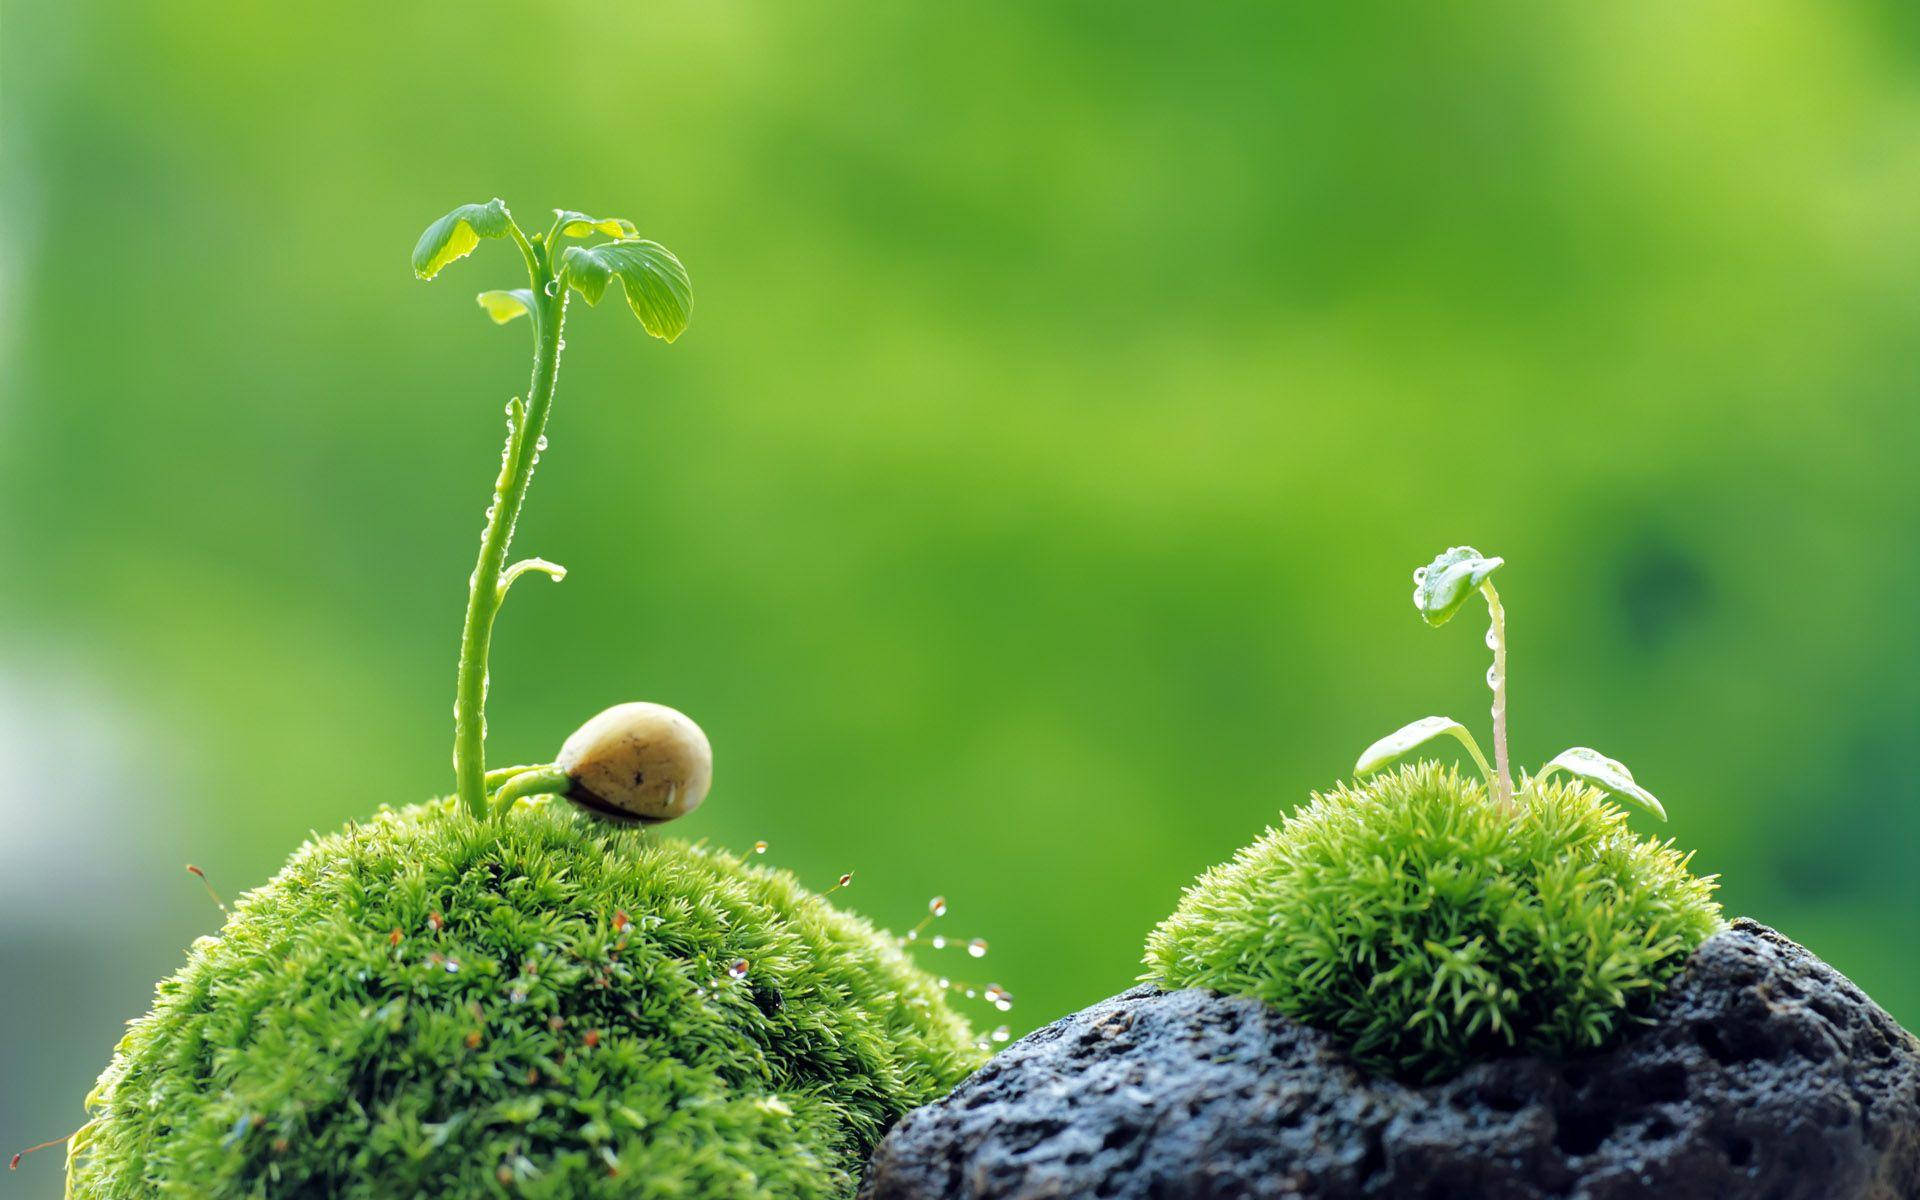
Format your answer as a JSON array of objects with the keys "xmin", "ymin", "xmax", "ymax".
[{"xmin": 862, "ymin": 920, "xmax": 1920, "ymax": 1200}]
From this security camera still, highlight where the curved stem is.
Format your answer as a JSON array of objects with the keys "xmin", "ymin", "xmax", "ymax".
[
  {"xmin": 488, "ymin": 764, "xmax": 571, "ymax": 819},
  {"xmin": 484, "ymin": 763, "xmax": 544, "ymax": 790},
  {"xmin": 1481, "ymin": 580, "xmax": 1513, "ymax": 812},
  {"xmin": 453, "ymin": 271, "xmax": 568, "ymax": 819}
]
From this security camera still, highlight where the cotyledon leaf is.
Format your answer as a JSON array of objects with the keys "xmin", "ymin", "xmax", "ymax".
[
  {"xmin": 560, "ymin": 240, "xmax": 692, "ymax": 342},
  {"xmin": 413, "ymin": 199, "xmax": 515, "ymax": 281},
  {"xmin": 1355, "ymin": 716, "xmax": 1494, "ymax": 787},
  {"xmin": 1538, "ymin": 747, "xmax": 1667, "ymax": 821},
  {"xmin": 477, "ymin": 289, "xmax": 536, "ymax": 324},
  {"xmin": 1412, "ymin": 547, "xmax": 1504, "ymax": 627}
]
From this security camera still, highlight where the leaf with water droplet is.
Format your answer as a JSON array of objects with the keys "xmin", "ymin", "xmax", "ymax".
[
  {"xmin": 477, "ymin": 289, "xmax": 536, "ymax": 325},
  {"xmin": 1538, "ymin": 747, "xmax": 1666, "ymax": 820},
  {"xmin": 561, "ymin": 240, "xmax": 692, "ymax": 342},
  {"xmin": 1354, "ymin": 716, "xmax": 1492, "ymax": 783},
  {"xmin": 413, "ymin": 199, "xmax": 516, "ymax": 281},
  {"xmin": 552, "ymin": 210, "xmax": 638, "ymax": 240},
  {"xmin": 1411, "ymin": 546, "xmax": 1504, "ymax": 627}
]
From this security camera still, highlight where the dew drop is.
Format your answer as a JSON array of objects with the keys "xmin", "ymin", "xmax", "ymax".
[
  {"xmin": 1486, "ymin": 665, "xmax": 1500, "ymax": 691},
  {"xmin": 928, "ymin": 896, "xmax": 947, "ymax": 917},
  {"xmin": 535, "ymin": 435, "xmax": 548, "ymax": 452},
  {"xmin": 728, "ymin": 958, "xmax": 749, "ymax": 980},
  {"xmin": 930, "ymin": 935, "xmax": 947, "ymax": 949},
  {"xmin": 937, "ymin": 976, "xmax": 951, "ymax": 990},
  {"xmin": 753, "ymin": 840, "xmax": 768, "ymax": 855},
  {"xmin": 838, "ymin": 873, "xmax": 854, "ymax": 888},
  {"xmin": 444, "ymin": 959, "xmax": 461, "ymax": 973},
  {"xmin": 984, "ymin": 984, "xmax": 1011, "ymax": 1004},
  {"xmin": 967, "ymin": 938, "xmax": 989, "ymax": 959},
  {"xmin": 1486, "ymin": 628, "xmax": 1500, "ymax": 650},
  {"xmin": 543, "ymin": 280, "xmax": 560, "ymax": 296},
  {"xmin": 906, "ymin": 929, "xmax": 918, "ymax": 941},
  {"xmin": 990, "ymin": 1024, "xmax": 1011, "ymax": 1043}
]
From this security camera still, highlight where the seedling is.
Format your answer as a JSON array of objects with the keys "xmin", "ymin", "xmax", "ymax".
[
  {"xmin": 1353, "ymin": 546, "xmax": 1666, "ymax": 820},
  {"xmin": 54, "ymin": 200, "xmax": 985, "ymax": 1200},
  {"xmin": 412, "ymin": 199, "xmax": 696, "ymax": 822}
]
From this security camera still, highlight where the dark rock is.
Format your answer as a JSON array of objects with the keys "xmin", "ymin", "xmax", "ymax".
[{"xmin": 862, "ymin": 920, "xmax": 1920, "ymax": 1200}]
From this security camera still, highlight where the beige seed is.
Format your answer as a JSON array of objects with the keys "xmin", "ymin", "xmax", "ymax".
[{"xmin": 557, "ymin": 701, "xmax": 712, "ymax": 824}]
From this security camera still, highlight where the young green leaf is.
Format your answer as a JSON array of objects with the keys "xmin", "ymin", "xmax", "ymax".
[
  {"xmin": 1538, "ymin": 747, "xmax": 1667, "ymax": 820},
  {"xmin": 553, "ymin": 210, "xmax": 638, "ymax": 240},
  {"xmin": 1412, "ymin": 546, "xmax": 1504, "ymax": 627},
  {"xmin": 561, "ymin": 240, "xmax": 692, "ymax": 342},
  {"xmin": 412, "ymin": 199, "xmax": 516, "ymax": 281},
  {"xmin": 477, "ymin": 289, "xmax": 536, "ymax": 324},
  {"xmin": 1355, "ymin": 716, "xmax": 1494, "ymax": 787}
]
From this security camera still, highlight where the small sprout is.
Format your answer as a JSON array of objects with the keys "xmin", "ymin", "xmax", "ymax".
[
  {"xmin": 1538, "ymin": 747, "xmax": 1667, "ymax": 821},
  {"xmin": 1360, "ymin": 546, "xmax": 1668, "ymax": 820},
  {"xmin": 414, "ymin": 198, "xmax": 691, "ymax": 820}
]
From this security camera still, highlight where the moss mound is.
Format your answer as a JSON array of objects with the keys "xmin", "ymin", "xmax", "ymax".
[
  {"xmin": 70, "ymin": 799, "xmax": 980, "ymax": 1199},
  {"xmin": 1144, "ymin": 763, "xmax": 1723, "ymax": 1082}
]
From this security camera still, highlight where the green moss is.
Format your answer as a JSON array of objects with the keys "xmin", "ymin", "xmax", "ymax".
[
  {"xmin": 70, "ymin": 799, "xmax": 980, "ymax": 1199},
  {"xmin": 1144, "ymin": 763, "xmax": 1724, "ymax": 1082}
]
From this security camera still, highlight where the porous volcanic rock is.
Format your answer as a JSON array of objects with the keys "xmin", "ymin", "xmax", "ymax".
[{"xmin": 862, "ymin": 920, "xmax": 1920, "ymax": 1200}]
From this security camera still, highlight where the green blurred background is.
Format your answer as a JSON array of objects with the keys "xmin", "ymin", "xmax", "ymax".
[{"xmin": 4, "ymin": 0, "xmax": 1917, "ymax": 1151}]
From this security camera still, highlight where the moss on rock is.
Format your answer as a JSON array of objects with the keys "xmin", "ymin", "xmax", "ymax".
[
  {"xmin": 1144, "ymin": 763, "xmax": 1723, "ymax": 1082},
  {"xmin": 70, "ymin": 799, "xmax": 980, "ymax": 1199}
]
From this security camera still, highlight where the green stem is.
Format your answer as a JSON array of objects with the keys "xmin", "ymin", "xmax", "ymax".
[
  {"xmin": 1481, "ymin": 580, "xmax": 1513, "ymax": 811},
  {"xmin": 453, "ymin": 252, "xmax": 568, "ymax": 819},
  {"xmin": 488, "ymin": 764, "xmax": 571, "ymax": 818}
]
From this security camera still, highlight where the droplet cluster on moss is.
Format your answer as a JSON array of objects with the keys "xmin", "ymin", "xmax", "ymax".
[
  {"xmin": 1144, "ymin": 763, "xmax": 1724, "ymax": 1082},
  {"xmin": 69, "ymin": 800, "xmax": 980, "ymax": 1199}
]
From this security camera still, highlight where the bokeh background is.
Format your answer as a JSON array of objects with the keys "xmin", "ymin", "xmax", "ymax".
[{"xmin": 4, "ymin": 0, "xmax": 1917, "ymax": 1152}]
